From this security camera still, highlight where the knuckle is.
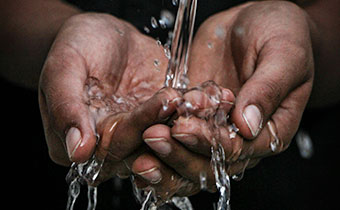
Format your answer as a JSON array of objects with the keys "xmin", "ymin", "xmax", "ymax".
[{"xmin": 260, "ymin": 79, "xmax": 282, "ymax": 108}]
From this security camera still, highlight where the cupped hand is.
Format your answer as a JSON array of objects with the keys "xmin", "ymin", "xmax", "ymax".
[
  {"xmin": 186, "ymin": 0, "xmax": 314, "ymax": 160},
  {"xmin": 133, "ymin": 1, "xmax": 314, "ymax": 196},
  {"xmin": 39, "ymin": 13, "xmax": 180, "ymax": 182}
]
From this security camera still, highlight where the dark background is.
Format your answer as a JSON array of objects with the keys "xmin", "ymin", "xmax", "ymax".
[{"xmin": 3, "ymin": 0, "xmax": 340, "ymax": 209}]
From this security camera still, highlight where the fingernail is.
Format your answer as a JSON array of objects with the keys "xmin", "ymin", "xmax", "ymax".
[
  {"xmin": 243, "ymin": 105, "xmax": 262, "ymax": 137},
  {"xmin": 144, "ymin": 137, "xmax": 172, "ymax": 156},
  {"xmin": 65, "ymin": 127, "xmax": 82, "ymax": 160},
  {"xmin": 137, "ymin": 167, "xmax": 162, "ymax": 184},
  {"xmin": 172, "ymin": 133, "xmax": 198, "ymax": 146}
]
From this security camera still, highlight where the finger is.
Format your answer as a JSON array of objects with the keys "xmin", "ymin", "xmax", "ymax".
[
  {"xmin": 178, "ymin": 85, "xmax": 234, "ymax": 119},
  {"xmin": 131, "ymin": 152, "xmax": 200, "ymax": 200},
  {"xmin": 231, "ymin": 39, "xmax": 313, "ymax": 139},
  {"xmin": 40, "ymin": 47, "xmax": 97, "ymax": 163},
  {"xmin": 171, "ymin": 116, "xmax": 243, "ymax": 162},
  {"xmin": 143, "ymin": 124, "xmax": 217, "ymax": 192},
  {"xmin": 171, "ymin": 116, "xmax": 213, "ymax": 156},
  {"xmin": 239, "ymin": 83, "xmax": 312, "ymax": 160},
  {"xmin": 93, "ymin": 145, "xmax": 148, "ymax": 186},
  {"xmin": 96, "ymin": 88, "xmax": 181, "ymax": 162}
]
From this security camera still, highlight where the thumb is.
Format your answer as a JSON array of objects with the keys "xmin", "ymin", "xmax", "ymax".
[{"xmin": 40, "ymin": 48, "xmax": 97, "ymax": 164}]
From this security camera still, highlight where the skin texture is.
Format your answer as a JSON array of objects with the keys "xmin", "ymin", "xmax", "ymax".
[
  {"xmin": 132, "ymin": 1, "xmax": 315, "ymax": 198},
  {"xmin": 2, "ymin": 0, "xmax": 338, "ymax": 202},
  {"xmin": 39, "ymin": 13, "xmax": 179, "ymax": 168}
]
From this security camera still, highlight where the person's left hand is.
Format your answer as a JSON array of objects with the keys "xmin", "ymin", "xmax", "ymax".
[{"xmin": 131, "ymin": 1, "xmax": 314, "ymax": 198}]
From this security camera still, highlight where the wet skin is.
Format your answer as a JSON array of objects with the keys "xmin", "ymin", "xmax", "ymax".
[
  {"xmin": 40, "ymin": 1, "xmax": 314, "ymax": 199},
  {"xmin": 132, "ymin": 1, "xmax": 313, "ymax": 198}
]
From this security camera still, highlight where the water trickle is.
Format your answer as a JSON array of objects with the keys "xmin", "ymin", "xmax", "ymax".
[
  {"xmin": 66, "ymin": 178, "xmax": 81, "ymax": 210},
  {"xmin": 87, "ymin": 186, "xmax": 98, "ymax": 210},
  {"xmin": 65, "ymin": 154, "xmax": 103, "ymax": 209},
  {"xmin": 199, "ymin": 171, "xmax": 208, "ymax": 190},
  {"xmin": 163, "ymin": 0, "xmax": 232, "ymax": 209},
  {"xmin": 211, "ymin": 143, "xmax": 231, "ymax": 210},
  {"xmin": 163, "ymin": 44, "xmax": 171, "ymax": 60},
  {"xmin": 151, "ymin": 17, "xmax": 159, "ymax": 29},
  {"xmin": 164, "ymin": 0, "xmax": 197, "ymax": 89},
  {"xmin": 231, "ymin": 158, "xmax": 250, "ymax": 182},
  {"xmin": 267, "ymin": 121, "xmax": 281, "ymax": 152}
]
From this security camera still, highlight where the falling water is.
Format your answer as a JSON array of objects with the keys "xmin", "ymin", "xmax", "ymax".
[
  {"xmin": 163, "ymin": 0, "xmax": 232, "ymax": 209},
  {"xmin": 65, "ymin": 155, "xmax": 103, "ymax": 210},
  {"xmin": 164, "ymin": 0, "xmax": 197, "ymax": 90}
]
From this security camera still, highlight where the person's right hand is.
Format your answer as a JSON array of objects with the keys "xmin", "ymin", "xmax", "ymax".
[{"xmin": 39, "ymin": 13, "xmax": 180, "ymax": 183}]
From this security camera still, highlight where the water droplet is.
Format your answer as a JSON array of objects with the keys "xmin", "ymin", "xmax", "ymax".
[
  {"xmin": 229, "ymin": 132, "xmax": 236, "ymax": 139},
  {"xmin": 199, "ymin": 171, "xmax": 208, "ymax": 190},
  {"xmin": 156, "ymin": 39, "xmax": 162, "ymax": 46},
  {"xmin": 270, "ymin": 138, "xmax": 279, "ymax": 152},
  {"xmin": 159, "ymin": 10, "xmax": 175, "ymax": 29},
  {"xmin": 207, "ymin": 42, "xmax": 213, "ymax": 49},
  {"xmin": 296, "ymin": 130, "xmax": 313, "ymax": 159},
  {"xmin": 172, "ymin": 0, "xmax": 178, "ymax": 6},
  {"xmin": 231, "ymin": 159, "xmax": 250, "ymax": 181},
  {"xmin": 228, "ymin": 123, "xmax": 239, "ymax": 139},
  {"xmin": 164, "ymin": 44, "xmax": 171, "ymax": 59},
  {"xmin": 143, "ymin": 26, "xmax": 150, "ymax": 33},
  {"xmin": 115, "ymin": 28, "xmax": 124, "ymax": 36},
  {"xmin": 162, "ymin": 99, "xmax": 169, "ymax": 112},
  {"xmin": 154, "ymin": 59, "xmax": 160, "ymax": 67},
  {"xmin": 267, "ymin": 121, "xmax": 281, "ymax": 153},
  {"xmin": 159, "ymin": 19, "xmax": 167, "ymax": 29},
  {"xmin": 151, "ymin": 17, "xmax": 159, "ymax": 28}
]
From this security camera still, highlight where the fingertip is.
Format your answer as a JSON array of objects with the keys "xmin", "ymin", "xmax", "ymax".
[
  {"xmin": 133, "ymin": 87, "xmax": 181, "ymax": 129},
  {"xmin": 142, "ymin": 124, "xmax": 170, "ymax": 140},
  {"xmin": 220, "ymin": 87, "xmax": 235, "ymax": 104},
  {"xmin": 132, "ymin": 154, "xmax": 162, "ymax": 184},
  {"xmin": 231, "ymin": 103, "xmax": 263, "ymax": 140},
  {"xmin": 67, "ymin": 126, "xmax": 97, "ymax": 163}
]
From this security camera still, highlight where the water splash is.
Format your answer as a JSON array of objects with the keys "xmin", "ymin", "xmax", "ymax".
[{"xmin": 65, "ymin": 155, "xmax": 103, "ymax": 210}]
